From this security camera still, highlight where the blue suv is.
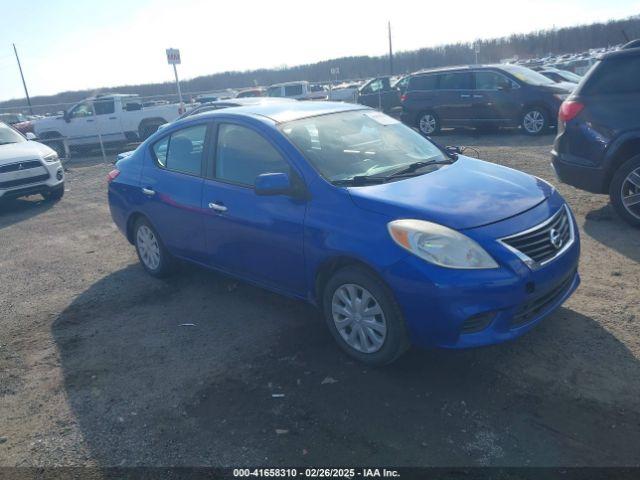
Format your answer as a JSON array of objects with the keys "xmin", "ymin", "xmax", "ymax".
[
  {"xmin": 552, "ymin": 41, "xmax": 640, "ymax": 227},
  {"xmin": 108, "ymin": 102, "xmax": 580, "ymax": 365}
]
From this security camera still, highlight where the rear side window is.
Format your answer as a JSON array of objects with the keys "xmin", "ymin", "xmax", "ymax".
[
  {"xmin": 215, "ymin": 124, "xmax": 290, "ymax": 186},
  {"xmin": 474, "ymin": 71, "xmax": 518, "ymax": 90},
  {"xmin": 439, "ymin": 72, "xmax": 472, "ymax": 90},
  {"xmin": 267, "ymin": 86, "xmax": 282, "ymax": 97},
  {"xmin": 284, "ymin": 84, "xmax": 304, "ymax": 96},
  {"xmin": 409, "ymin": 75, "xmax": 438, "ymax": 91},
  {"xmin": 152, "ymin": 124, "xmax": 207, "ymax": 176},
  {"xmin": 94, "ymin": 99, "xmax": 115, "ymax": 115},
  {"xmin": 583, "ymin": 57, "xmax": 640, "ymax": 95}
]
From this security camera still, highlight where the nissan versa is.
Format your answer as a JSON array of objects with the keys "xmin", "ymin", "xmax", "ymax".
[{"xmin": 108, "ymin": 102, "xmax": 580, "ymax": 365}]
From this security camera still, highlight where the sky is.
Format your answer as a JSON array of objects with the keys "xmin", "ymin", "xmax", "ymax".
[{"xmin": 1, "ymin": 0, "xmax": 639, "ymax": 102}]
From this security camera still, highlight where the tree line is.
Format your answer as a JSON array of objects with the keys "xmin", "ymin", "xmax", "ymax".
[{"xmin": 2, "ymin": 14, "xmax": 638, "ymax": 113}]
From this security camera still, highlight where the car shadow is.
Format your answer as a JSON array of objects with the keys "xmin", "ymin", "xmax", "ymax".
[
  {"xmin": 584, "ymin": 204, "xmax": 640, "ymax": 263},
  {"xmin": 52, "ymin": 263, "xmax": 640, "ymax": 467},
  {"xmin": 0, "ymin": 196, "xmax": 57, "ymax": 230}
]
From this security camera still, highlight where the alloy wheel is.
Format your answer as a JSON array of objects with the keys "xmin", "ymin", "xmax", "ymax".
[
  {"xmin": 621, "ymin": 167, "xmax": 640, "ymax": 220},
  {"xmin": 331, "ymin": 284, "xmax": 387, "ymax": 354},
  {"xmin": 419, "ymin": 114, "xmax": 437, "ymax": 135},
  {"xmin": 136, "ymin": 225, "xmax": 161, "ymax": 270},
  {"xmin": 523, "ymin": 110, "xmax": 545, "ymax": 134}
]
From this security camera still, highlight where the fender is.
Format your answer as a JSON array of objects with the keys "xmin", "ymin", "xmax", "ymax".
[{"xmin": 602, "ymin": 130, "xmax": 640, "ymax": 186}]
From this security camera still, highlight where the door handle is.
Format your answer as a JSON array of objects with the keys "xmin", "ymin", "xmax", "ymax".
[
  {"xmin": 460, "ymin": 94, "xmax": 471, "ymax": 99},
  {"xmin": 473, "ymin": 94, "xmax": 484, "ymax": 98},
  {"xmin": 109, "ymin": 116, "xmax": 117, "ymax": 120},
  {"xmin": 142, "ymin": 187, "xmax": 155, "ymax": 196},
  {"xmin": 208, "ymin": 202, "xmax": 227, "ymax": 212},
  {"xmin": 86, "ymin": 119, "xmax": 94, "ymax": 122}
]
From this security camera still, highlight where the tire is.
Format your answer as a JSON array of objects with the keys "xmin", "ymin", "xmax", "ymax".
[
  {"xmin": 48, "ymin": 140, "xmax": 66, "ymax": 159},
  {"xmin": 609, "ymin": 154, "xmax": 640, "ymax": 227},
  {"xmin": 139, "ymin": 123, "xmax": 163, "ymax": 141},
  {"xmin": 322, "ymin": 266, "xmax": 410, "ymax": 366},
  {"xmin": 521, "ymin": 107, "xmax": 549, "ymax": 136},
  {"xmin": 133, "ymin": 217, "xmax": 175, "ymax": 277},
  {"xmin": 43, "ymin": 184, "xmax": 64, "ymax": 202},
  {"xmin": 416, "ymin": 111, "xmax": 441, "ymax": 136}
]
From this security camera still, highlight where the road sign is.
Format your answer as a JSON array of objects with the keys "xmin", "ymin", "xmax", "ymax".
[
  {"xmin": 166, "ymin": 48, "xmax": 181, "ymax": 65},
  {"xmin": 330, "ymin": 67, "xmax": 340, "ymax": 76}
]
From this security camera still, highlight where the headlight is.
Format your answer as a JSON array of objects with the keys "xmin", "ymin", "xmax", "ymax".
[
  {"xmin": 43, "ymin": 152, "xmax": 59, "ymax": 163},
  {"xmin": 388, "ymin": 219, "xmax": 499, "ymax": 269}
]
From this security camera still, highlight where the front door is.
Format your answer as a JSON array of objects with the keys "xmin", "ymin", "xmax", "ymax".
[
  {"xmin": 472, "ymin": 71, "xmax": 521, "ymax": 125},
  {"xmin": 201, "ymin": 122, "xmax": 307, "ymax": 296},
  {"xmin": 65, "ymin": 101, "xmax": 98, "ymax": 146}
]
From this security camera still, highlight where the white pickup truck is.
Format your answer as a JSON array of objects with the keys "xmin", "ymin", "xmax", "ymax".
[{"xmin": 32, "ymin": 94, "xmax": 183, "ymax": 156}]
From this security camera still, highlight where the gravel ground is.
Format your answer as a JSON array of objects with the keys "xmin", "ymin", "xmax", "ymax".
[{"xmin": 0, "ymin": 130, "xmax": 639, "ymax": 468}]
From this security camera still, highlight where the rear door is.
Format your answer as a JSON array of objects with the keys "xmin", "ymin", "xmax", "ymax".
[
  {"xmin": 201, "ymin": 121, "xmax": 307, "ymax": 296},
  {"xmin": 92, "ymin": 98, "xmax": 125, "ymax": 143},
  {"xmin": 139, "ymin": 122, "xmax": 211, "ymax": 261},
  {"xmin": 472, "ymin": 70, "xmax": 521, "ymax": 125},
  {"xmin": 435, "ymin": 72, "xmax": 474, "ymax": 125}
]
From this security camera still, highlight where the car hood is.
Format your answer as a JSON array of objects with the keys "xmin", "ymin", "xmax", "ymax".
[
  {"xmin": 0, "ymin": 141, "xmax": 54, "ymax": 164},
  {"xmin": 347, "ymin": 156, "xmax": 553, "ymax": 230}
]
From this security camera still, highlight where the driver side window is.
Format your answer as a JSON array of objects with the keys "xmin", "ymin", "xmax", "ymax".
[
  {"xmin": 215, "ymin": 124, "xmax": 290, "ymax": 186},
  {"xmin": 70, "ymin": 102, "xmax": 94, "ymax": 118}
]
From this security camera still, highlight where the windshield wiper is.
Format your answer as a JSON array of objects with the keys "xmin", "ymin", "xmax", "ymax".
[
  {"xmin": 347, "ymin": 159, "xmax": 454, "ymax": 186},
  {"xmin": 0, "ymin": 141, "xmax": 18, "ymax": 145}
]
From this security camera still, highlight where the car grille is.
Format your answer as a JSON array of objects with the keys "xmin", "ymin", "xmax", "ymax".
[
  {"xmin": 0, "ymin": 173, "xmax": 50, "ymax": 189},
  {"xmin": 0, "ymin": 160, "xmax": 42, "ymax": 173},
  {"xmin": 511, "ymin": 268, "xmax": 577, "ymax": 328},
  {"xmin": 500, "ymin": 205, "xmax": 573, "ymax": 269}
]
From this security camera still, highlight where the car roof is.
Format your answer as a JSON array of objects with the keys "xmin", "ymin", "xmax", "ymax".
[
  {"xmin": 411, "ymin": 64, "xmax": 510, "ymax": 76},
  {"xmin": 601, "ymin": 46, "xmax": 640, "ymax": 59},
  {"xmin": 188, "ymin": 101, "xmax": 367, "ymax": 124}
]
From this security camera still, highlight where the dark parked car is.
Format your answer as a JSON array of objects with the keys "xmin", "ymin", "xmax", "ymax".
[
  {"xmin": 358, "ymin": 76, "xmax": 400, "ymax": 113},
  {"xmin": 400, "ymin": 65, "xmax": 572, "ymax": 135},
  {"xmin": 552, "ymin": 41, "xmax": 640, "ymax": 226}
]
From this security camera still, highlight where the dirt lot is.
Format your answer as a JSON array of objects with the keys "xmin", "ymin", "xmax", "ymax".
[{"xmin": 1, "ymin": 131, "xmax": 639, "ymax": 468}]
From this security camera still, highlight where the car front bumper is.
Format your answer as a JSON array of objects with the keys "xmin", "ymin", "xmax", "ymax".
[
  {"xmin": 0, "ymin": 160, "xmax": 64, "ymax": 199},
  {"xmin": 382, "ymin": 199, "xmax": 581, "ymax": 349}
]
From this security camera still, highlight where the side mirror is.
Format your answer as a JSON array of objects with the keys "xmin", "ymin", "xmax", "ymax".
[
  {"xmin": 445, "ymin": 145, "xmax": 462, "ymax": 155},
  {"xmin": 25, "ymin": 132, "xmax": 37, "ymax": 140},
  {"xmin": 63, "ymin": 111, "xmax": 71, "ymax": 123},
  {"xmin": 255, "ymin": 172, "xmax": 292, "ymax": 196}
]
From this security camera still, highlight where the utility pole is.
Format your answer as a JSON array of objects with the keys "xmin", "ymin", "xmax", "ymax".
[
  {"xmin": 388, "ymin": 21, "xmax": 394, "ymax": 75},
  {"xmin": 13, "ymin": 44, "xmax": 33, "ymax": 115}
]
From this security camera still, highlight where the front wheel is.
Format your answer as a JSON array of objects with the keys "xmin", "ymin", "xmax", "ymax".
[
  {"xmin": 322, "ymin": 266, "xmax": 409, "ymax": 366},
  {"xmin": 521, "ymin": 107, "xmax": 549, "ymax": 135},
  {"xmin": 134, "ymin": 217, "xmax": 174, "ymax": 277},
  {"xmin": 43, "ymin": 184, "xmax": 64, "ymax": 202},
  {"xmin": 609, "ymin": 154, "xmax": 640, "ymax": 227}
]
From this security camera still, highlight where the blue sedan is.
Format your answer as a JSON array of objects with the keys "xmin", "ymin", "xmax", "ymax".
[{"xmin": 108, "ymin": 102, "xmax": 580, "ymax": 365}]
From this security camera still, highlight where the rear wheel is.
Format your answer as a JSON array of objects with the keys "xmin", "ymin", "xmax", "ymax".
[
  {"xmin": 417, "ymin": 111, "xmax": 440, "ymax": 136},
  {"xmin": 610, "ymin": 154, "xmax": 640, "ymax": 227},
  {"xmin": 134, "ymin": 217, "xmax": 174, "ymax": 277},
  {"xmin": 322, "ymin": 266, "xmax": 409, "ymax": 366},
  {"xmin": 521, "ymin": 107, "xmax": 549, "ymax": 135}
]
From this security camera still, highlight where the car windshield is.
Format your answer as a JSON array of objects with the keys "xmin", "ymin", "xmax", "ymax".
[
  {"xmin": 281, "ymin": 110, "xmax": 447, "ymax": 184},
  {"xmin": 500, "ymin": 64, "xmax": 557, "ymax": 86},
  {"xmin": 0, "ymin": 123, "xmax": 26, "ymax": 145}
]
